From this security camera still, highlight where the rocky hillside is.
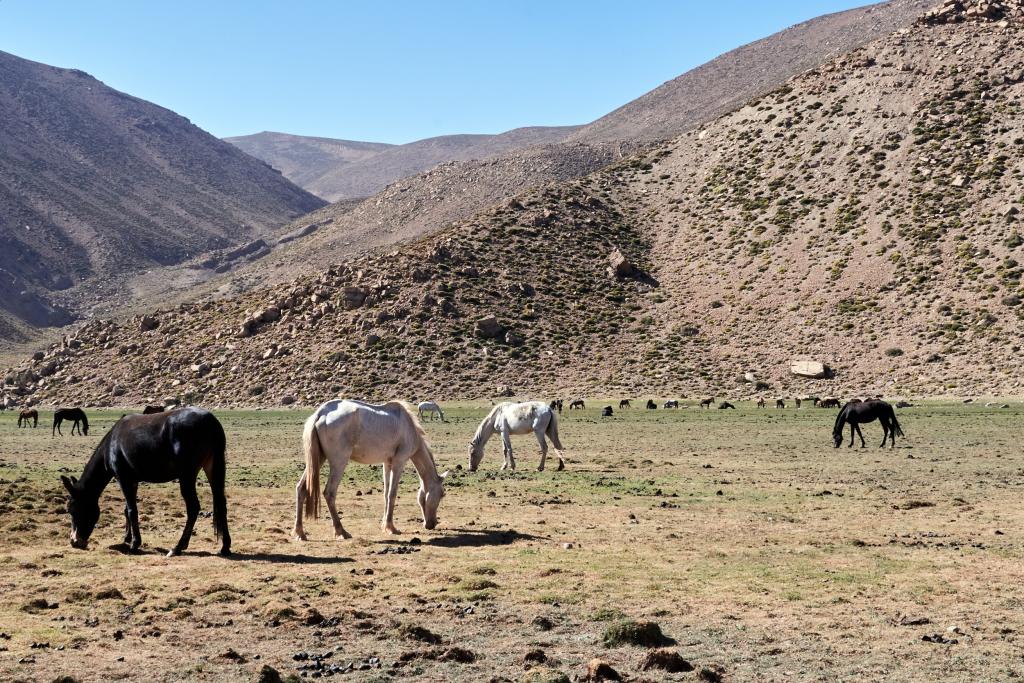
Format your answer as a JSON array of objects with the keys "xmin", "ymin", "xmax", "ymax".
[
  {"xmin": 0, "ymin": 50, "xmax": 325, "ymax": 336},
  {"xmin": 567, "ymin": 0, "xmax": 938, "ymax": 144},
  {"xmin": 227, "ymin": 126, "xmax": 580, "ymax": 202},
  {"xmin": 223, "ymin": 132, "xmax": 393, "ymax": 198},
  {"xmin": 6, "ymin": 0, "xmax": 1023, "ymax": 406}
]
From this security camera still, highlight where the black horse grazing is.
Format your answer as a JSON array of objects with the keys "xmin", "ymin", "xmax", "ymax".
[
  {"xmin": 18, "ymin": 409, "xmax": 38, "ymax": 428},
  {"xmin": 142, "ymin": 405, "xmax": 165, "ymax": 415},
  {"xmin": 569, "ymin": 399, "xmax": 585, "ymax": 410},
  {"xmin": 53, "ymin": 407, "xmax": 89, "ymax": 436},
  {"xmin": 833, "ymin": 399, "xmax": 905, "ymax": 449},
  {"xmin": 601, "ymin": 406, "xmax": 614, "ymax": 417},
  {"xmin": 718, "ymin": 401, "xmax": 736, "ymax": 409},
  {"xmin": 646, "ymin": 399, "xmax": 657, "ymax": 410},
  {"xmin": 664, "ymin": 400, "xmax": 680, "ymax": 409},
  {"xmin": 619, "ymin": 399, "xmax": 631, "ymax": 409},
  {"xmin": 60, "ymin": 407, "xmax": 231, "ymax": 557},
  {"xmin": 699, "ymin": 397, "xmax": 714, "ymax": 409}
]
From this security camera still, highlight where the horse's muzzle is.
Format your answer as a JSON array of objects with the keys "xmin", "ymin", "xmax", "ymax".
[{"xmin": 423, "ymin": 520, "xmax": 438, "ymax": 530}]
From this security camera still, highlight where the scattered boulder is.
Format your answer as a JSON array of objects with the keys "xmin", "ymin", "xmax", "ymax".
[
  {"xmin": 496, "ymin": 385, "xmax": 515, "ymax": 397},
  {"xmin": 259, "ymin": 306, "xmax": 281, "ymax": 323},
  {"xmin": 342, "ymin": 286, "xmax": 368, "ymax": 309},
  {"xmin": 607, "ymin": 248, "xmax": 634, "ymax": 278},
  {"xmin": 139, "ymin": 315, "xmax": 159, "ymax": 332},
  {"xmin": 790, "ymin": 360, "xmax": 829, "ymax": 379},
  {"xmin": 254, "ymin": 664, "xmax": 284, "ymax": 683},
  {"xmin": 585, "ymin": 659, "xmax": 621, "ymax": 681},
  {"xmin": 475, "ymin": 315, "xmax": 504, "ymax": 339},
  {"xmin": 602, "ymin": 620, "xmax": 674, "ymax": 648},
  {"xmin": 641, "ymin": 649, "xmax": 694, "ymax": 673}
]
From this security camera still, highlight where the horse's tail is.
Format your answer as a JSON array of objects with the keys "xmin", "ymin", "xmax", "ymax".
[
  {"xmin": 889, "ymin": 406, "xmax": 905, "ymax": 438},
  {"xmin": 302, "ymin": 413, "xmax": 324, "ymax": 520},
  {"xmin": 207, "ymin": 417, "xmax": 230, "ymax": 544},
  {"xmin": 546, "ymin": 409, "xmax": 564, "ymax": 451}
]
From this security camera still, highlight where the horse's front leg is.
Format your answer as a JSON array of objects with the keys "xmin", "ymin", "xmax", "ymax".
[
  {"xmin": 118, "ymin": 479, "xmax": 142, "ymax": 552},
  {"xmin": 169, "ymin": 474, "xmax": 200, "ymax": 557},
  {"xmin": 324, "ymin": 459, "xmax": 352, "ymax": 540},
  {"xmin": 848, "ymin": 424, "xmax": 855, "ymax": 448},
  {"xmin": 856, "ymin": 424, "xmax": 867, "ymax": 448},
  {"xmin": 501, "ymin": 430, "xmax": 515, "ymax": 471},
  {"xmin": 381, "ymin": 459, "xmax": 405, "ymax": 535}
]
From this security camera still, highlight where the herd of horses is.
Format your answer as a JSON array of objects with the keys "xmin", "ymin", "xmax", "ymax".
[
  {"xmin": 552, "ymin": 395, "xmax": 844, "ymax": 417},
  {"xmin": 12, "ymin": 396, "xmax": 905, "ymax": 557}
]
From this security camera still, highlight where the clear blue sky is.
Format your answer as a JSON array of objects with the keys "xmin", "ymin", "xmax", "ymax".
[{"xmin": 1, "ymin": 1, "xmax": 874, "ymax": 144}]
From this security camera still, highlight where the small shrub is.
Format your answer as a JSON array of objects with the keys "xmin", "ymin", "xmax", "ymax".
[{"xmin": 884, "ymin": 348, "xmax": 904, "ymax": 357}]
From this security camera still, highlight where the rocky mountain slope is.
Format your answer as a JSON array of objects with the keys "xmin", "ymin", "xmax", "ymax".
[
  {"xmin": 8, "ymin": 0, "xmax": 1023, "ymax": 406},
  {"xmin": 0, "ymin": 50, "xmax": 325, "ymax": 337},
  {"xmin": 567, "ymin": 0, "xmax": 938, "ymax": 144},
  {"xmin": 223, "ymin": 131, "xmax": 393, "ymax": 197},
  {"xmin": 227, "ymin": 126, "xmax": 580, "ymax": 202}
]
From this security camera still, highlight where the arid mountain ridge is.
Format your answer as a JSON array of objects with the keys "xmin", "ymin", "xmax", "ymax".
[
  {"xmin": 0, "ymin": 50, "xmax": 326, "ymax": 338},
  {"xmin": 4, "ymin": 0, "xmax": 1022, "ymax": 407}
]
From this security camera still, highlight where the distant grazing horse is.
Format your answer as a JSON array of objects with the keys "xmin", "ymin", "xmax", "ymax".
[
  {"xmin": 469, "ymin": 401, "xmax": 564, "ymax": 472},
  {"xmin": 756, "ymin": 397, "xmax": 766, "ymax": 408},
  {"xmin": 601, "ymin": 406, "xmax": 613, "ymax": 417},
  {"xmin": 568, "ymin": 399, "xmax": 585, "ymax": 410},
  {"xmin": 295, "ymin": 400, "xmax": 448, "ymax": 540},
  {"xmin": 142, "ymin": 405, "xmax": 165, "ymax": 415},
  {"xmin": 718, "ymin": 401, "xmax": 736, "ymax": 409},
  {"xmin": 817, "ymin": 397, "xmax": 840, "ymax": 409},
  {"xmin": 646, "ymin": 400, "xmax": 657, "ymax": 410},
  {"xmin": 619, "ymin": 399, "xmax": 631, "ymax": 409},
  {"xmin": 549, "ymin": 399, "xmax": 563, "ymax": 414},
  {"xmin": 417, "ymin": 400, "xmax": 446, "ymax": 422},
  {"xmin": 775, "ymin": 399, "xmax": 785, "ymax": 409},
  {"xmin": 700, "ymin": 397, "xmax": 714, "ymax": 409},
  {"xmin": 895, "ymin": 400, "xmax": 914, "ymax": 408},
  {"xmin": 833, "ymin": 399, "xmax": 905, "ymax": 449},
  {"xmin": 18, "ymin": 409, "xmax": 38, "ymax": 428},
  {"xmin": 795, "ymin": 397, "xmax": 802, "ymax": 409},
  {"xmin": 664, "ymin": 400, "xmax": 680, "ymax": 409},
  {"xmin": 53, "ymin": 408, "xmax": 89, "ymax": 436},
  {"xmin": 60, "ymin": 407, "xmax": 231, "ymax": 556}
]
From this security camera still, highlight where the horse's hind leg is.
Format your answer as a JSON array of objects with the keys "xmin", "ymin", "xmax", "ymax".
[
  {"xmin": 535, "ymin": 424, "xmax": 548, "ymax": 472},
  {"xmin": 879, "ymin": 421, "xmax": 890, "ymax": 449},
  {"xmin": 169, "ymin": 474, "xmax": 200, "ymax": 557},
  {"xmin": 203, "ymin": 457, "xmax": 232, "ymax": 555},
  {"xmin": 293, "ymin": 472, "xmax": 309, "ymax": 541}
]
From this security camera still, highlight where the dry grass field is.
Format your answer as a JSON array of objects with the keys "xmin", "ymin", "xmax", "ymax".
[{"xmin": 1, "ymin": 401, "xmax": 1022, "ymax": 682}]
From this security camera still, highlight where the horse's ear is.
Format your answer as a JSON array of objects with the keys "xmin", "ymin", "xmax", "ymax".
[{"xmin": 60, "ymin": 475, "xmax": 77, "ymax": 495}]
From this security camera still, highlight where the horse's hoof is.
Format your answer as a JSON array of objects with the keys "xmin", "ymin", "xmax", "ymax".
[
  {"xmin": 383, "ymin": 526, "xmax": 402, "ymax": 536},
  {"xmin": 166, "ymin": 548, "xmax": 181, "ymax": 558},
  {"xmin": 537, "ymin": 465, "xmax": 545, "ymax": 472},
  {"xmin": 557, "ymin": 461, "xmax": 565, "ymax": 471},
  {"xmin": 335, "ymin": 531, "xmax": 352, "ymax": 540},
  {"xmin": 293, "ymin": 531, "xmax": 307, "ymax": 542},
  {"xmin": 218, "ymin": 547, "xmax": 232, "ymax": 557}
]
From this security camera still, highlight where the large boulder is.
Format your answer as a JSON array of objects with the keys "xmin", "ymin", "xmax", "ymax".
[
  {"xmin": 607, "ymin": 249, "xmax": 634, "ymax": 278},
  {"xmin": 342, "ymin": 286, "xmax": 368, "ymax": 309},
  {"xmin": 475, "ymin": 315, "xmax": 503, "ymax": 339},
  {"xmin": 790, "ymin": 360, "xmax": 830, "ymax": 379},
  {"xmin": 139, "ymin": 315, "xmax": 159, "ymax": 332}
]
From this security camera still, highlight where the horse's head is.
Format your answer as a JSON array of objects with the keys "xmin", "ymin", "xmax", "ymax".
[
  {"xmin": 468, "ymin": 440, "xmax": 485, "ymax": 472},
  {"xmin": 61, "ymin": 475, "xmax": 98, "ymax": 549},
  {"xmin": 418, "ymin": 471, "xmax": 448, "ymax": 530}
]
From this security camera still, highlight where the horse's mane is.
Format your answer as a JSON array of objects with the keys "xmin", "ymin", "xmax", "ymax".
[
  {"xmin": 471, "ymin": 404, "xmax": 502, "ymax": 445},
  {"xmin": 832, "ymin": 403, "xmax": 848, "ymax": 437},
  {"xmin": 395, "ymin": 401, "xmax": 438, "ymax": 466}
]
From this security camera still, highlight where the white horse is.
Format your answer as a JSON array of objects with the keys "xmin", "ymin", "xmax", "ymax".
[
  {"xmin": 468, "ymin": 401, "xmax": 565, "ymax": 472},
  {"xmin": 417, "ymin": 400, "xmax": 446, "ymax": 422},
  {"xmin": 293, "ymin": 400, "xmax": 448, "ymax": 540}
]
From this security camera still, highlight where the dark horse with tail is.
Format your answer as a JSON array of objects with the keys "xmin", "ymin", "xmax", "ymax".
[
  {"xmin": 60, "ymin": 407, "xmax": 231, "ymax": 557},
  {"xmin": 833, "ymin": 399, "xmax": 904, "ymax": 449},
  {"xmin": 53, "ymin": 407, "xmax": 89, "ymax": 436}
]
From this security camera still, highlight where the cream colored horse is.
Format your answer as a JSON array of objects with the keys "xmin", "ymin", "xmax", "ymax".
[
  {"xmin": 468, "ymin": 401, "xmax": 564, "ymax": 472},
  {"xmin": 417, "ymin": 400, "xmax": 446, "ymax": 422},
  {"xmin": 293, "ymin": 400, "xmax": 448, "ymax": 540}
]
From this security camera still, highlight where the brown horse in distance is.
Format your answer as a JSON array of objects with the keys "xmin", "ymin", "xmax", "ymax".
[{"xmin": 18, "ymin": 409, "xmax": 38, "ymax": 428}]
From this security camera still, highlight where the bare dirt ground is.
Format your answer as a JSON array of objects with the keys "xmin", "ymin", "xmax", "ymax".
[{"xmin": 1, "ymin": 401, "xmax": 1022, "ymax": 682}]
